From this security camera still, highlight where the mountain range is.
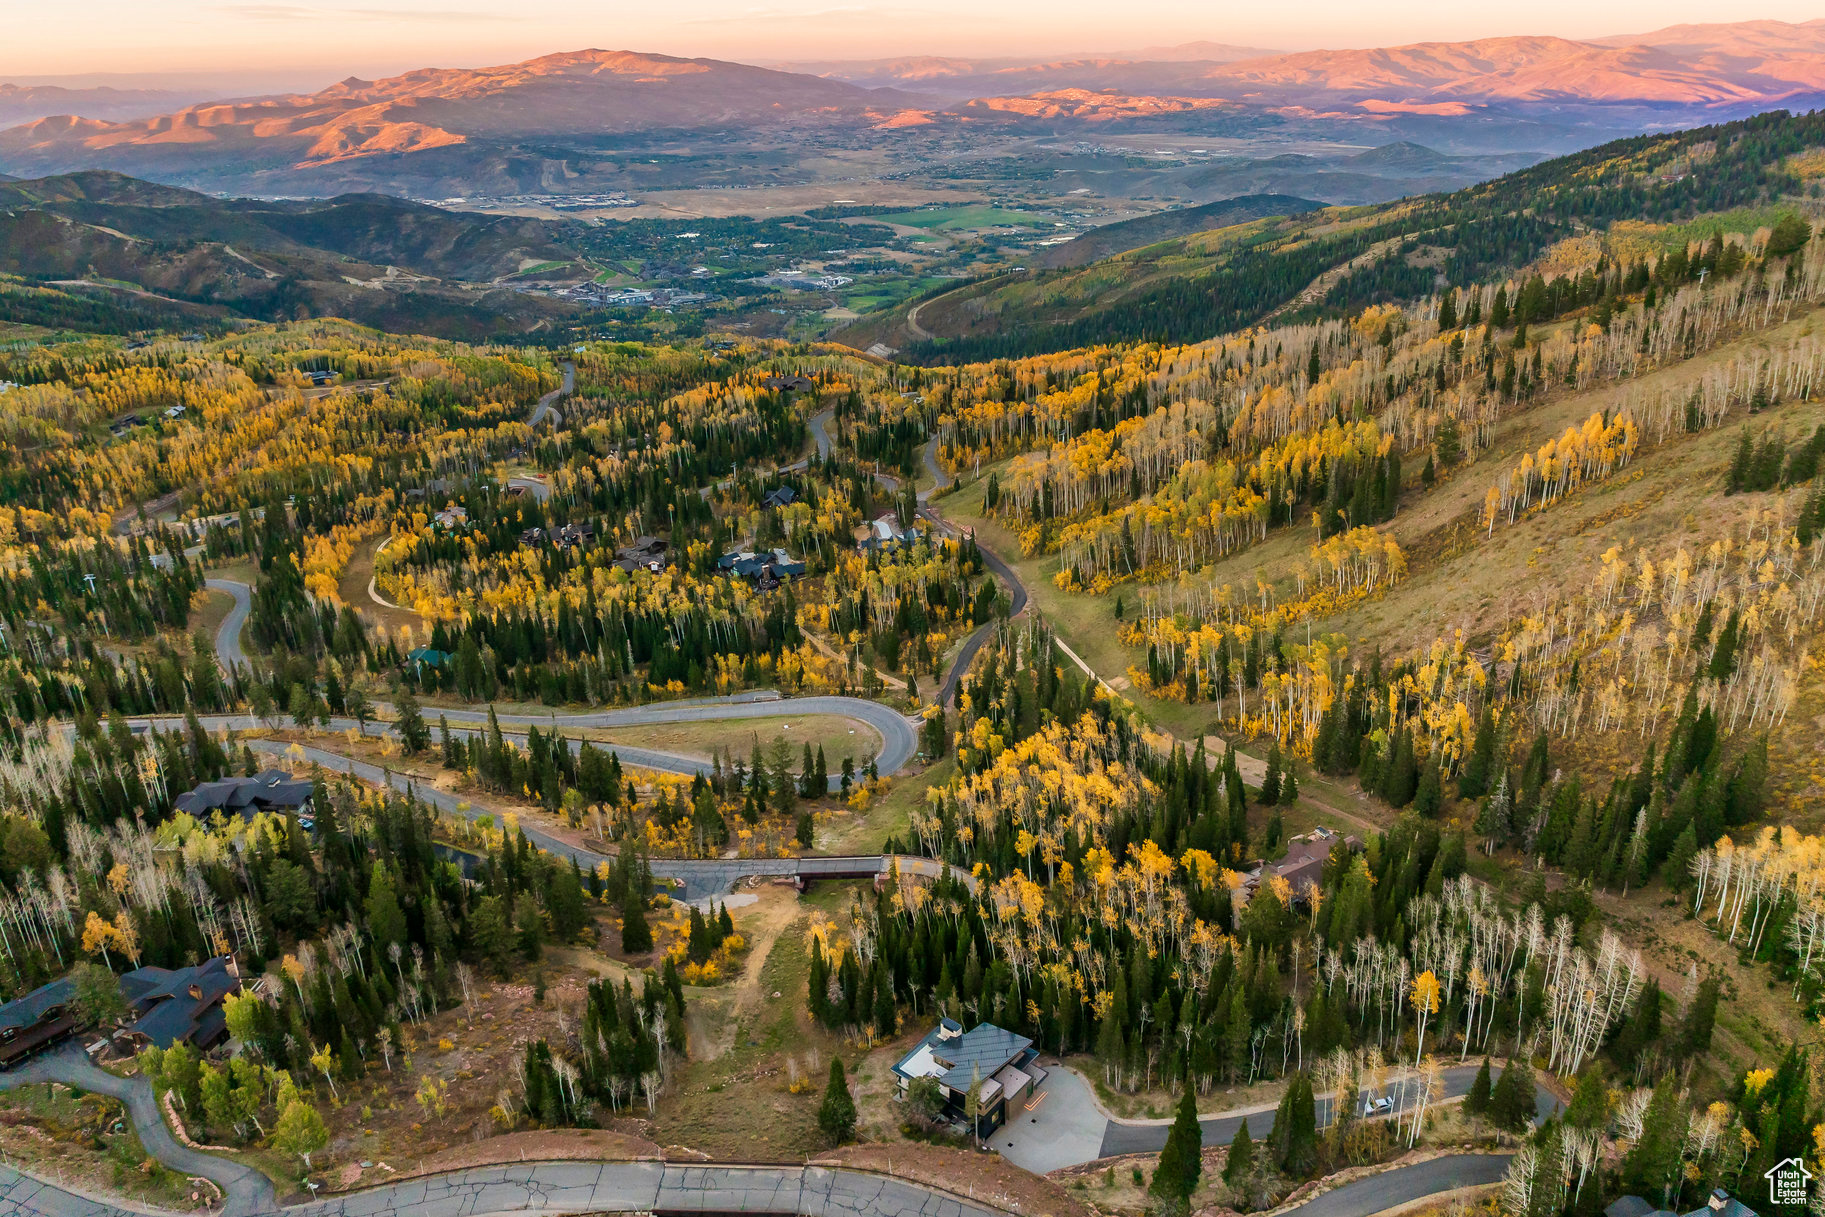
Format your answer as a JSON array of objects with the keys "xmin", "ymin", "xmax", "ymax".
[
  {"xmin": 0, "ymin": 21, "xmax": 1821, "ymax": 199},
  {"xmin": 0, "ymin": 170, "xmax": 576, "ymax": 338}
]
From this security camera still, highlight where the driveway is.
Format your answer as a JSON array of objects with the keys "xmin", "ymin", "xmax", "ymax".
[
  {"xmin": 0, "ymin": 1043, "xmax": 274, "ymax": 1216},
  {"xmin": 995, "ymin": 1065, "xmax": 1111, "ymax": 1174}
]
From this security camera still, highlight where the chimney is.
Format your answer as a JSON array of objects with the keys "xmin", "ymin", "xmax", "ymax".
[{"xmin": 1709, "ymin": 1191, "xmax": 1728, "ymax": 1211}]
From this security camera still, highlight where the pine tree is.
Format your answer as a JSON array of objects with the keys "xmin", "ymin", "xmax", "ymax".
[
  {"xmin": 1466, "ymin": 1058, "xmax": 1493, "ymax": 1116},
  {"xmin": 1225, "ymin": 983, "xmax": 1249, "ymax": 1082},
  {"xmin": 1677, "ymin": 975, "xmax": 1720, "ymax": 1059},
  {"xmin": 1224, "ymin": 1117, "xmax": 1255, "ymax": 1184},
  {"xmin": 1459, "ymin": 704, "xmax": 1496, "ymax": 799},
  {"xmin": 1727, "ymin": 426, "xmax": 1754, "ymax": 493},
  {"xmin": 1276, "ymin": 1072, "xmax": 1319, "ymax": 1177},
  {"xmin": 1492, "ymin": 1056, "xmax": 1534, "ymax": 1132},
  {"xmin": 1151, "ymin": 1084, "xmax": 1204, "ymax": 1213},
  {"xmin": 394, "ymin": 687, "xmax": 429, "ymax": 754},
  {"xmin": 620, "ymin": 892, "xmax": 653, "ymax": 954},
  {"xmin": 1259, "ymin": 743, "xmax": 1282, "ymax": 806},
  {"xmin": 818, "ymin": 1058, "xmax": 857, "ymax": 1144},
  {"xmin": 1621, "ymin": 1076, "xmax": 1684, "ymax": 1205}
]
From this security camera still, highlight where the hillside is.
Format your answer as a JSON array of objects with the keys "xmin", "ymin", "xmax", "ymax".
[
  {"xmin": 846, "ymin": 107, "xmax": 1825, "ymax": 362},
  {"xmin": 1034, "ymin": 193, "xmax": 1323, "ymax": 268},
  {"xmin": 0, "ymin": 171, "xmax": 579, "ymax": 337}
]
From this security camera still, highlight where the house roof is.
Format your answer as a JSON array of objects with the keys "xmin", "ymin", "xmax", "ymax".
[
  {"xmin": 1606, "ymin": 1198, "xmax": 1660, "ymax": 1217},
  {"xmin": 892, "ymin": 1020, "xmax": 1033, "ymax": 1092},
  {"xmin": 119, "ymin": 956, "xmax": 239, "ymax": 1049},
  {"xmin": 1683, "ymin": 1194, "xmax": 1759, "ymax": 1217},
  {"xmin": 0, "ymin": 978, "xmax": 75, "ymax": 1033},
  {"xmin": 174, "ymin": 772, "xmax": 312, "ymax": 817}
]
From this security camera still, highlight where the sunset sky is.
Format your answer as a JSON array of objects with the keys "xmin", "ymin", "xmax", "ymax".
[{"xmin": 8, "ymin": 0, "xmax": 1825, "ymax": 81}]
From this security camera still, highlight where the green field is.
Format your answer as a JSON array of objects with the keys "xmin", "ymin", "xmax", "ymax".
[{"xmin": 878, "ymin": 205, "xmax": 1051, "ymax": 231}]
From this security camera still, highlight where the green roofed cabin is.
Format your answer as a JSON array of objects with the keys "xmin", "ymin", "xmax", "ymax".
[
  {"xmin": 891, "ymin": 1018, "xmax": 1042, "ymax": 1138},
  {"xmin": 408, "ymin": 647, "xmax": 453, "ymax": 669}
]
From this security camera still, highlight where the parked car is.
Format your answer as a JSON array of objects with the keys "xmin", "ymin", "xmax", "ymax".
[{"xmin": 1363, "ymin": 1094, "xmax": 1394, "ymax": 1117}]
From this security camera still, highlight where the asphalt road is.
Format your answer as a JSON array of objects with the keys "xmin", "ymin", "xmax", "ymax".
[
  {"xmin": 0, "ymin": 1043, "xmax": 275, "ymax": 1216},
  {"xmin": 0, "ymin": 1158, "xmax": 1021, "ymax": 1217},
  {"xmin": 214, "ymin": 732, "xmax": 968, "ymax": 899},
  {"xmin": 1280, "ymin": 1154, "xmax": 1511, "ymax": 1217},
  {"xmin": 204, "ymin": 577, "xmax": 252, "ymax": 672},
  {"xmin": 200, "ymin": 585, "xmax": 919, "ymax": 792},
  {"xmin": 920, "ymin": 435, "xmax": 949, "ymax": 499},
  {"xmin": 927, "ymin": 521, "xmax": 1028, "ymax": 708},
  {"xmin": 1097, "ymin": 1062, "xmax": 1558, "ymax": 1158},
  {"xmin": 528, "ymin": 361, "xmax": 575, "ymax": 427}
]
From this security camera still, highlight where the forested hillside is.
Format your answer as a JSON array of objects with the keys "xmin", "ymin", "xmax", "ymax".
[{"xmin": 886, "ymin": 108, "xmax": 1825, "ymax": 362}]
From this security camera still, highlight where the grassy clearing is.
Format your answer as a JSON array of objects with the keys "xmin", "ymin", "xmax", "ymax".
[
  {"xmin": 340, "ymin": 536, "xmax": 424, "ymax": 638},
  {"xmin": 579, "ymin": 715, "xmax": 880, "ymax": 771},
  {"xmin": 0, "ymin": 1082, "xmax": 197, "ymax": 1209},
  {"xmin": 203, "ymin": 557, "xmax": 260, "ymax": 586},
  {"xmin": 819, "ymin": 757, "xmax": 950, "ymax": 854},
  {"xmin": 880, "ymin": 206, "xmax": 1050, "ymax": 231},
  {"xmin": 188, "ymin": 586, "xmax": 235, "ymax": 639},
  {"xmin": 647, "ymin": 885, "xmax": 850, "ymax": 1159}
]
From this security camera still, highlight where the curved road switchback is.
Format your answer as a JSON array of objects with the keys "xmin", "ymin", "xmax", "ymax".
[
  {"xmin": 195, "ymin": 586, "xmax": 917, "ymax": 793},
  {"xmin": 528, "ymin": 361, "xmax": 575, "ymax": 427},
  {"xmin": 0, "ymin": 1043, "xmax": 275, "ymax": 1216},
  {"xmin": 204, "ymin": 578, "xmax": 252, "ymax": 672}
]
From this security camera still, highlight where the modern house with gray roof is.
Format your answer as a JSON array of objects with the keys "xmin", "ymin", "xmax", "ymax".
[
  {"xmin": 891, "ymin": 1018, "xmax": 1042, "ymax": 1137},
  {"xmin": 1605, "ymin": 1189, "xmax": 1759, "ymax": 1217},
  {"xmin": 173, "ymin": 770, "xmax": 314, "ymax": 826}
]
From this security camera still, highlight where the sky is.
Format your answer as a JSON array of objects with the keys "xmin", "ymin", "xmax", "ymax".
[{"xmin": 6, "ymin": 0, "xmax": 1824, "ymax": 82}]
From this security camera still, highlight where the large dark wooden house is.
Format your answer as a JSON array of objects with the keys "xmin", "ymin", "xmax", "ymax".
[{"xmin": 0, "ymin": 977, "xmax": 78, "ymax": 1067}]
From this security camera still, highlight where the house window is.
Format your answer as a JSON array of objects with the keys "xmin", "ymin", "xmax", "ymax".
[{"xmin": 2, "ymin": 1028, "xmax": 15, "ymax": 1043}]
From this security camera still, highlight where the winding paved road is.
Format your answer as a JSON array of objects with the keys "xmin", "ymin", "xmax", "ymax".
[
  {"xmin": 528, "ymin": 361, "xmax": 575, "ymax": 427},
  {"xmin": 0, "ymin": 1158, "xmax": 1023, "ymax": 1217},
  {"xmin": 204, "ymin": 578, "xmax": 252, "ymax": 673},
  {"xmin": 194, "ymin": 585, "xmax": 917, "ymax": 795},
  {"xmin": 0, "ymin": 1043, "xmax": 274, "ymax": 1215},
  {"xmin": 1280, "ymin": 1155, "xmax": 1510, "ymax": 1217}
]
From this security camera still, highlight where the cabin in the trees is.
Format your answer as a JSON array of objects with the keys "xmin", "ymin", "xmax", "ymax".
[
  {"xmin": 1606, "ymin": 1190, "xmax": 1760, "ymax": 1217},
  {"xmin": 1236, "ymin": 827, "xmax": 1361, "ymax": 910},
  {"xmin": 762, "ymin": 486, "xmax": 797, "ymax": 509},
  {"xmin": 174, "ymin": 770, "xmax": 315, "ymax": 827},
  {"xmin": 0, "ymin": 978, "xmax": 79, "ymax": 1067},
  {"xmin": 115, "ymin": 957, "xmax": 240, "ymax": 1052},
  {"xmin": 717, "ymin": 549, "xmax": 804, "ymax": 582},
  {"xmin": 615, "ymin": 536, "xmax": 668, "ymax": 572},
  {"xmin": 858, "ymin": 515, "xmax": 921, "ymax": 554},
  {"xmin": 891, "ymin": 1018, "xmax": 1042, "ymax": 1137},
  {"xmin": 407, "ymin": 647, "xmax": 453, "ymax": 671}
]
